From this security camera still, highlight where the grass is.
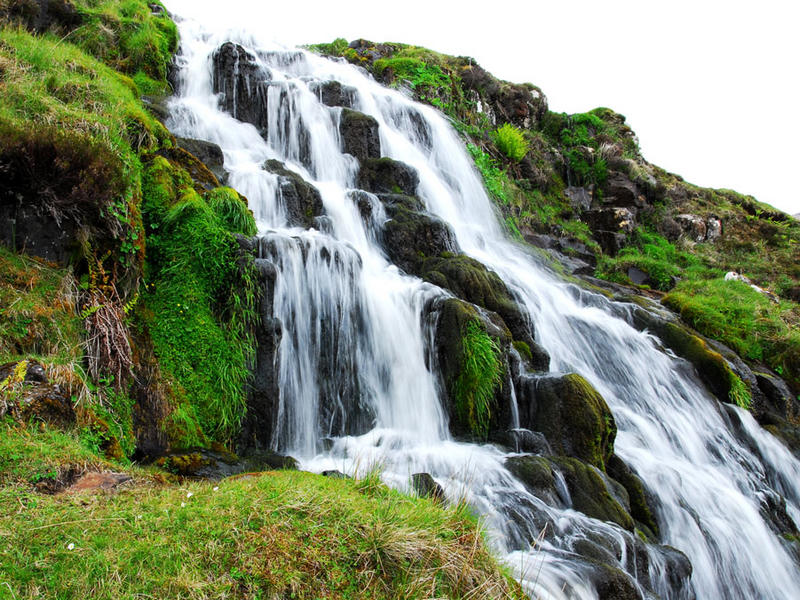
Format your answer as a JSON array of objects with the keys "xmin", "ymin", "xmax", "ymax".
[
  {"xmin": 139, "ymin": 158, "xmax": 258, "ymax": 445},
  {"xmin": 453, "ymin": 319, "xmax": 503, "ymax": 439},
  {"xmin": 0, "ymin": 422, "xmax": 524, "ymax": 600},
  {"xmin": 664, "ymin": 278, "xmax": 800, "ymax": 390}
]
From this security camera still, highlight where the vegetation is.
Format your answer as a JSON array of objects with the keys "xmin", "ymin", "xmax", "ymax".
[
  {"xmin": 491, "ymin": 123, "xmax": 529, "ymax": 162},
  {"xmin": 453, "ymin": 319, "xmax": 503, "ymax": 439},
  {"xmin": 0, "ymin": 422, "xmax": 524, "ymax": 600}
]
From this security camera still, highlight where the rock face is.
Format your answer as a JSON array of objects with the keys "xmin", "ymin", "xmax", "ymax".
[
  {"xmin": 339, "ymin": 108, "xmax": 381, "ymax": 162},
  {"xmin": 515, "ymin": 373, "xmax": 617, "ymax": 470},
  {"xmin": 357, "ymin": 157, "xmax": 419, "ymax": 196},
  {"xmin": 380, "ymin": 196, "xmax": 458, "ymax": 273},
  {"xmin": 309, "ymin": 80, "xmax": 356, "ymax": 108},
  {"xmin": 460, "ymin": 64, "xmax": 548, "ymax": 129},
  {"xmin": 212, "ymin": 42, "xmax": 271, "ymax": 132},
  {"xmin": 176, "ymin": 137, "xmax": 226, "ymax": 184},
  {"xmin": 262, "ymin": 159, "xmax": 325, "ymax": 228},
  {"xmin": 1, "ymin": 0, "xmax": 82, "ymax": 33}
]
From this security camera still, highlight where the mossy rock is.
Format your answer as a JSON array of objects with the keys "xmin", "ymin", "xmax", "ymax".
[
  {"xmin": 434, "ymin": 298, "xmax": 511, "ymax": 440},
  {"xmin": 637, "ymin": 313, "xmax": 752, "ymax": 409},
  {"xmin": 159, "ymin": 145, "xmax": 221, "ymax": 192},
  {"xmin": 505, "ymin": 455, "xmax": 564, "ymax": 507},
  {"xmin": 339, "ymin": 108, "xmax": 380, "ymax": 162},
  {"xmin": 357, "ymin": 157, "xmax": 419, "ymax": 195},
  {"xmin": 381, "ymin": 201, "xmax": 457, "ymax": 273},
  {"xmin": 420, "ymin": 254, "xmax": 533, "ymax": 348},
  {"xmin": 517, "ymin": 373, "xmax": 616, "ymax": 470},
  {"xmin": 262, "ymin": 159, "xmax": 324, "ymax": 228},
  {"xmin": 549, "ymin": 456, "xmax": 634, "ymax": 531},
  {"xmin": 607, "ymin": 454, "xmax": 659, "ymax": 537}
]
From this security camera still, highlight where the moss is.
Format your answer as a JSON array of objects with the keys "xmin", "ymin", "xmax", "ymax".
[
  {"xmin": 549, "ymin": 456, "xmax": 634, "ymax": 530},
  {"xmin": 512, "ymin": 340, "xmax": 533, "ymax": 362},
  {"xmin": 532, "ymin": 374, "xmax": 616, "ymax": 470},
  {"xmin": 452, "ymin": 319, "xmax": 503, "ymax": 439},
  {"xmin": 139, "ymin": 158, "xmax": 258, "ymax": 444},
  {"xmin": 648, "ymin": 320, "xmax": 753, "ymax": 408},
  {"xmin": 607, "ymin": 454, "xmax": 659, "ymax": 537}
]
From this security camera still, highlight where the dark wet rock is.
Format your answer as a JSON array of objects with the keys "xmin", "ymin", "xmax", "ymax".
[
  {"xmin": 433, "ymin": 297, "xmax": 514, "ymax": 440},
  {"xmin": 381, "ymin": 202, "xmax": 458, "ymax": 273},
  {"xmin": 322, "ymin": 470, "xmax": 350, "ymax": 479},
  {"xmin": 420, "ymin": 254, "xmax": 534, "ymax": 350},
  {"xmin": 758, "ymin": 489, "xmax": 799, "ymax": 537},
  {"xmin": 411, "ymin": 472, "xmax": 445, "ymax": 503},
  {"xmin": 309, "ymin": 80, "xmax": 356, "ymax": 108},
  {"xmin": 262, "ymin": 159, "xmax": 324, "ymax": 228},
  {"xmin": 626, "ymin": 266, "xmax": 650, "ymax": 286},
  {"xmin": 593, "ymin": 230, "xmax": 628, "ymax": 256},
  {"xmin": 358, "ymin": 157, "xmax": 419, "ymax": 196},
  {"xmin": 239, "ymin": 252, "xmax": 281, "ymax": 451},
  {"xmin": 506, "ymin": 455, "xmax": 566, "ymax": 507},
  {"xmin": 0, "ymin": 200, "xmax": 79, "ymax": 265},
  {"xmin": 339, "ymin": 108, "xmax": 381, "ymax": 162},
  {"xmin": 2, "ymin": 0, "xmax": 82, "ymax": 33},
  {"xmin": 607, "ymin": 454, "xmax": 660, "ymax": 536},
  {"xmin": 212, "ymin": 42, "xmax": 271, "ymax": 132},
  {"xmin": 657, "ymin": 216, "xmax": 684, "ymax": 241},
  {"xmin": 156, "ymin": 448, "xmax": 297, "ymax": 479},
  {"xmin": 565, "ymin": 186, "xmax": 592, "ymax": 212},
  {"xmin": 591, "ymin": 563, "xmax": 641, "ymax": 600},
  {"xmin": 499, "ymin": 428, "xmax": 552, "ymax": 454},
  {"xmin": 515, "ymin": 373, "xmax": 617, "ymax": 470},
  {"xmin": 754, "ymin": 370, "xmax": 800, "ymax": 424},
  {"xmin": 550, "ymin": 456, "xmax": 634, "ymax": 531},
  {"xmin": 176, "ymin": 137, "xmax": 227, "ymax": 184},
  {"xmin": 602, "ymin": 171, "xmax": 645, "ymax": 209},
  {"xmin": 158, "ymin": 146, "xmax": 220, "ymax": 191}
]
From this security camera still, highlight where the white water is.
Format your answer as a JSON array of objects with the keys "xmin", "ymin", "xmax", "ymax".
[{"xmin": 163, "ymin": 4, "xmax": 800, "ymax": 598}]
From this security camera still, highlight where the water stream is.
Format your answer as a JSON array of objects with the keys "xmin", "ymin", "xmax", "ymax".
[{"xmin": 162, "ymin": 4, "xmax": 800, "ymax": 597}]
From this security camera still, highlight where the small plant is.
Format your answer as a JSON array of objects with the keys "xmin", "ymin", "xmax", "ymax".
[
  {"xmin": 453, "ymin": 319, "xmax": 503, "ymax": 438},
  {"xmin": 491, "ymin": 123, "xmax": 529, "ymax": 162}
]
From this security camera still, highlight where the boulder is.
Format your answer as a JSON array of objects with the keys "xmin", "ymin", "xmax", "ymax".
[
  {"xmin": 380, "ymin": 199, "xmax": 458, "ymax": 273},
  {"xmin": 176, "ymin": 137, "xmax": 226, "ymax": 184},
  {"xmin": 565, "ymin": 186, "xmax": 592, "ymax": 212},
  {"xmin": 515, "ymin": 373, "xmax": 616, "ymax": 470},
  {"xmin": 339, "ymin": 108, "xmax": 381, "ymax": 163},
  {"xmin": 411, "ymin": 472, "xmax": 445, "ymax": 503},
  {"xmin": 158, "ymin": 146, "xmax": 220, "ymax": 191},
  {"xmin": 601, "ymin": 171, "xmax": 645, "ymax": 208},
  {"xmin": 675, "ymin": 213, "xmax": 707, "ymax": 242},
  {"xmin": 433, "ymin": 297, "xmax": 512, "ymax": 440},
  {"xmin": 212, "ymin": 42, "xmax": 271, "ymax": 132},
  {"xmin": 309, "ymin": 80, "xmax": 356, "ymax": 108},
  {"xmin": 499, "ymin": 428, "xmax": 552, "ymax": 454},
  {"xmin": 420, "ymin": 254, "xmax": 533, "ymax": 349},
  {"xmin": 585, "ymin": 207, "xmax": 637, "ymax": 235},
  {"xmin": 262, "ymin": 159, "xmax": 324, "ymax": 228},
  {"xmin": 357, "ymin": 157, "xmax": 419, "ymax": 196},
  {"xmin": 1, "ymin": 0, "xmax": 82, "ymax": 33},
  {"xmin": 606, "ymin": 454, "xmax": 660, "ymax": 537},
  {"xmin": 505, "ymin": 455, "xmax": 566, "ymax": 507},
  {"xmin": 0, "ymin": 361, "xmax": 75, "ymax": 427}
]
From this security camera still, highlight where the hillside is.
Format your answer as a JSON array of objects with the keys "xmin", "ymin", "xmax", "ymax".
[{"xmin": 1, "ymin": 3, "xmax": 800, "ymax": 599}]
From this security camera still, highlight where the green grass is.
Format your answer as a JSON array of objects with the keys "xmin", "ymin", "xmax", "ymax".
[
  {"xmin": 453, "ymin": 319, "xmax": 503, "ymax": 439},
  {"xmin": 0, "ymin": 423, "xmax": 524, "ymax": 600},
  {"xmin": 140, "ymin": 158, "xmax": 258, "ymax": 445},
  {"xmin": 664, "ymin": 278, "xmax": 800, "ymax": 390}
]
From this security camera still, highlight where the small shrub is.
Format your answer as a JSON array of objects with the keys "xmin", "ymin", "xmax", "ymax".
[{"xmin": 491, "ymin": 123, "xmax": 529, "ymax": 162}]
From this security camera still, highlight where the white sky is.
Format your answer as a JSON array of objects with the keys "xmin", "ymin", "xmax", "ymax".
[{"xmin": 165, "ymin": 0, "xmax": 800, "ymax": 215}]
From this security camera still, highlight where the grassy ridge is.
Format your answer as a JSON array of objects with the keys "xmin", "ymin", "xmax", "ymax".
[{"xmin": 0, "ymin": 423, "xmax": 524, "ymax": 600}]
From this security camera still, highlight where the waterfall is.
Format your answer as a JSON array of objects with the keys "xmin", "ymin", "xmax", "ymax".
[{"xmin": 162, "ymin": 3, "xmax": 800, "ymax": 598}]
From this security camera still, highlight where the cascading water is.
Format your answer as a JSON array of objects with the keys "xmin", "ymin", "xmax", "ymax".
[{"xmin": 163, "ymin": 3, "xmax": 800, "ymax": 597}]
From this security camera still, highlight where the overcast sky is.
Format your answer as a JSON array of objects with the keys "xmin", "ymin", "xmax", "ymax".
[{"xmin": 166, "ymin": 0, "xmax": 800, "ymax": 215}]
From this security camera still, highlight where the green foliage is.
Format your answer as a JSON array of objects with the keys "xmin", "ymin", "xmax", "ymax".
[
  {"xmin": 307, "ymin": 37, "xmax": 350, "ymax": 56},
  {"xmin": 141, "ymin": 160, "xmax": 258, "ymax": 443},
  {"xmin": 467, "ymin": 144, "xmax": 512, "ymax": 206},
  {"xmin": 664, "ymin": 279, "xmax": 800, "ymax": 389},
  {"xmin": 453, "ymin": 319, "xmax": 503, "ymax": 439},
  {"xmin": 206, "ymin": 187, "xmax": 258, "ymax": 236},
  {"xmin": 491, "ymin": 123, "xmax": 529, "ymax": 162},
  {"xmin": 597, "ymin": 231, "xmax": 707, "ymax": 291}
]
